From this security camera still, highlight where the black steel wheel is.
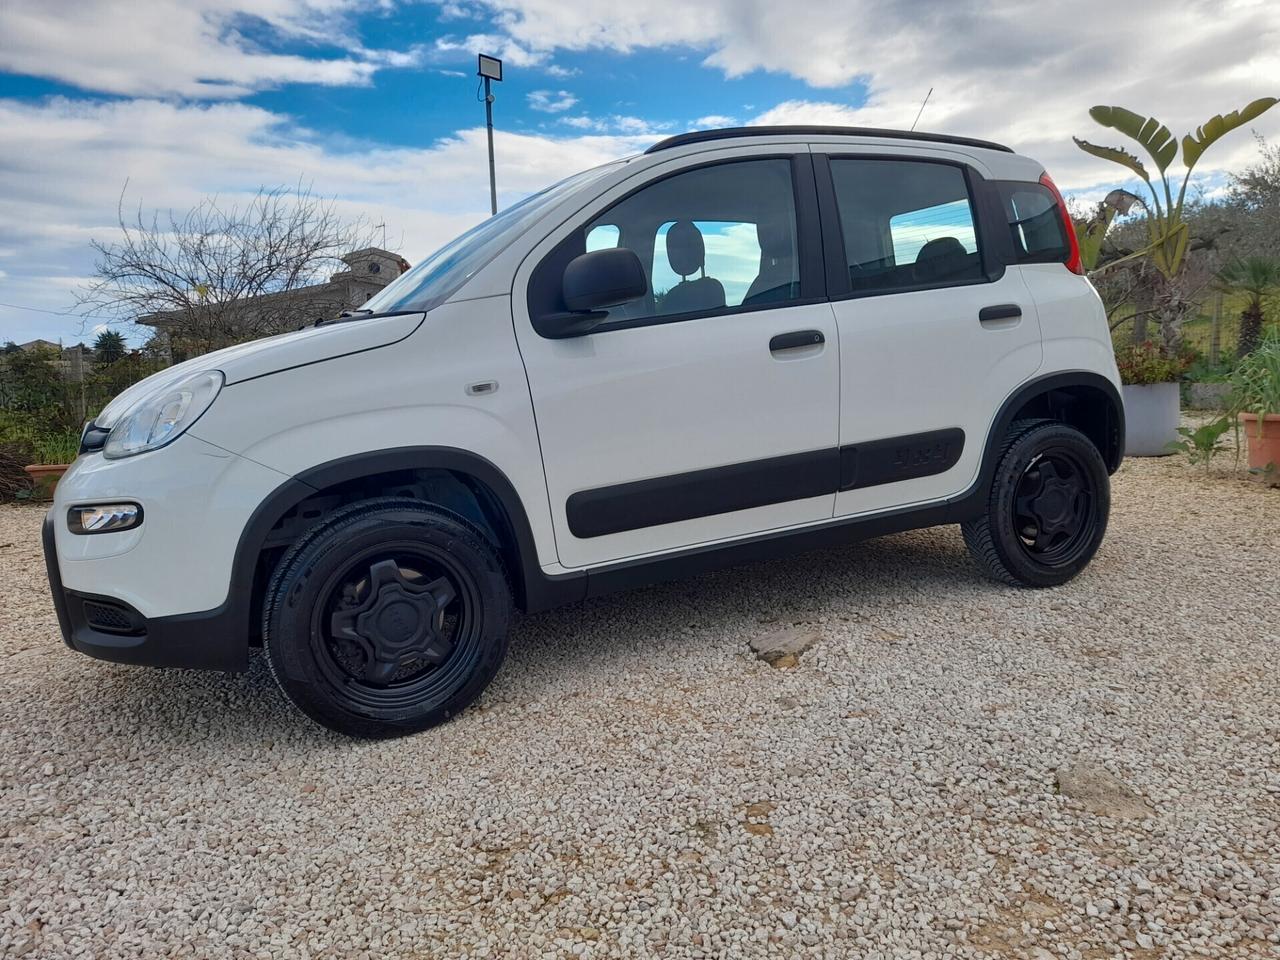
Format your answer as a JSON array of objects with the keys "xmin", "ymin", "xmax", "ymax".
[
  {"xmin": 962, "ymin": 420, "xmax": 1110, "ymax": 587},
  {"xmin": 263, "ymin": 498, "xmax": 511, "ymax": 738}
]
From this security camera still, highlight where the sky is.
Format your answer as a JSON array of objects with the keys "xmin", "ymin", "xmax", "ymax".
[{"xmin": 1, "ymin": 0, "xmax": 1278, "ymax": 345}]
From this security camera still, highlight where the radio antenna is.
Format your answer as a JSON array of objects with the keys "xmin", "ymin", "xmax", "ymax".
[{"xmin": 910, "ymin": 87, "xmax": 933, "ymax": 131}]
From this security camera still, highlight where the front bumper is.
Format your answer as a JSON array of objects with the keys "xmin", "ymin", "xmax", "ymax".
[{"xmin": 44, "ymin": 509, "xmax": 248, "ymax": 672}]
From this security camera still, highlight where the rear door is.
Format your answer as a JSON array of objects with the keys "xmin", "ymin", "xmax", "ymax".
[
  {"xmin": 513, "ymin": 148, "xmax": 841, "ymax": 569},
  {"xmin": 817, "ymin": 152, "xmax": 1043, "ymax": 517}
]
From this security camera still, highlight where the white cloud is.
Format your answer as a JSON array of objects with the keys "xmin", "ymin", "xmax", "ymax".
[
  {"xmin": 544, "ymin": 64, "xmax": 580, "ymax": 78},
  {"xmin": 468, "ymin": 0, "xmax": 1280, "ymax": 192},
  {"xmin": 752, "ymin": 101, "xmax": 861, "ymax": 127},
  {"xmin": 694, "ymin": 114, "xmax": 737, "ymax": 128},
  {"xmin": 433, "ymin": 32, "xmax": 544, "ymax": 68},
  {"xmin": 527, "ymin": 89, "xmax": 578, "ymax": 112},
  {"xmin": 560, "ymin": 114, "xmax": 668, "ymax": 135},
  {"xmin": 0, "ymin": 1, "xmax": 423, "ymax": 99},
  {"xmin": 0, "ymin": 96, "xmax": 653, "ymax": 342}
]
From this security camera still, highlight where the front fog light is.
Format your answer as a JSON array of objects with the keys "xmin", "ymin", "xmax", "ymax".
[{"xmin": 68, "ymin": 503, "xmax": 143, "ymax": 535}]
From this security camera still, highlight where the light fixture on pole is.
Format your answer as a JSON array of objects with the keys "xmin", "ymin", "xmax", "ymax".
[{"xmin": 477, "ymin": 54, "xmax": 503, "ymax": 216}]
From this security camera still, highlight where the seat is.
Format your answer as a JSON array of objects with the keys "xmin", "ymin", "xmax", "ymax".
[
  {"xmin": 912, "ymin": 236, "xmax": 971, "ymax": 285},
  {"xmin": 660, "ymin": 221, "xmax": 726, "ymax": 315},
  {"xmin": 743, "ymin": 221, "xmax": 797, "ymax": 306}
]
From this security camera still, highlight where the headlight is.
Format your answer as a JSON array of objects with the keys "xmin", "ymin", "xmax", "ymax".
[{"xmin": 104, "ymin": 370, "xmax": 223, "ymax": 459}]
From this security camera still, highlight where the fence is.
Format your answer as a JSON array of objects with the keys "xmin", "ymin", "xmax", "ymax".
[{"xmin": 1109, "ymin": 291, "xmax": 1278, "ymax": 365}]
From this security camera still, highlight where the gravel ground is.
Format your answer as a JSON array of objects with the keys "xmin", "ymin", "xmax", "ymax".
[{"xmin": 2, "ymin": 449, "xmax": 1279, "ymax": 959}]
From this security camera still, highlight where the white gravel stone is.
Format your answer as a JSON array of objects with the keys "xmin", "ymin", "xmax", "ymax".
[{"xmin": 2, "ymin": 444, "xmax": 1279, "ymax": 958}]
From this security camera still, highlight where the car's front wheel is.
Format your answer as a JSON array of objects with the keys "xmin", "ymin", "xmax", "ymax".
[
  {"xmin": 962, "ymin": 419, "xmax": 1110, "ymax": 588},
  {"xmin": 262, "ymin": 498, "xmax": 512, "ymax": 738}
]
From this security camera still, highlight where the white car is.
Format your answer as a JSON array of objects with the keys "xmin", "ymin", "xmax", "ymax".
[{"xmin": 43, "ymin": 126, "xmax": 1124, "ymax": 737}]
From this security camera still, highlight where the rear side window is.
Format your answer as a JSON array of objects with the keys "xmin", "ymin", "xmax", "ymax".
[
  {"xmin": 828, "ymin": 158, "xmax": 984, "ymax": 294},
  {"xmin": 997, "ymin": 181, "xmax": 1069, "ymax": 264}
]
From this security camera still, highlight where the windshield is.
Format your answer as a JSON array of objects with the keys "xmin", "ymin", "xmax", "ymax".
[{"xmin": 362, "ymin": 161, "xmax": 623, "ymax": 314}]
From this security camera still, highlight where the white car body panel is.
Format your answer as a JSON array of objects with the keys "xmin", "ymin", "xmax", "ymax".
[
  {"xmin": 53, "ymin": 434, "xmax": 292, "ymax": 617},
  {"xmin": 831, "ymin": 267, "xmax": 1043, "ymax": 516},
  {"xmin": 188, "ymin": 300, "xmax": 559, "ymax": 565}
]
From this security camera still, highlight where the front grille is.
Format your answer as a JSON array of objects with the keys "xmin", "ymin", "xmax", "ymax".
[{"xmin": 82, "ymin": 599, "xmax": 144, "ymax": 635}]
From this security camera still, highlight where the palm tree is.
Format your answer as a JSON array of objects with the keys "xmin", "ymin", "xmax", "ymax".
[
  {"xmin": 1215, "ymin": 257, "xmax": 1280, "ymax": 358},
  {"xmin": 1074, "ymin": 97, "xmax": 1279, "ymax": 356},
  {"xmin": 92, "ymin": 329, "xmax": 127, "ymax": 366}
]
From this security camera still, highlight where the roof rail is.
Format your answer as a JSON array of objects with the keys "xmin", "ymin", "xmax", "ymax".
[{"xmin": 644, "ymin": 125, "xmax": 1014, "ymax": 155}]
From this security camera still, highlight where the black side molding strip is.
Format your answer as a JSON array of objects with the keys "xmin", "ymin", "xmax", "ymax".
[
  {"xmin": 566, "ymin": 449, "xmax": 839, "ymax": 540},
  {"xmin": 839, "ymin": 428, "xmax": 964, "ymax": 491},
  {"xmin": 565, "ymin": 428, "xmax": 967, "ymax": 540}
]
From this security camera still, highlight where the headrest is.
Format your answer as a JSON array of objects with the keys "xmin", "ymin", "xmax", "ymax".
[
  {"xmin": 666, "ymin": 220, "xmax": 705, "ymax": 277},
  {"xmin": 916, "ymin": 237, "xmax": 966, "ymax": 262},
  {"xmin": 757, "ymin": 221, "xmax": 791, "ymax": 261}
]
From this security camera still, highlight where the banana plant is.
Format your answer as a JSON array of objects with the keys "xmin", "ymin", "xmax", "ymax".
[
  {"xmin": 1073, "ymin": 188, "xmax": 1142, "ymax": 272},
  {"xmin": 1074, "ymin": 98, "xmax": 1278, "ymax": 279}
]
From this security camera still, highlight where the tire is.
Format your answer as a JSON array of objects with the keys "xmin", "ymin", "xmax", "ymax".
[
  {"xmin": 962, "ymin": 419, "xmax": 1110, "ymax": 588},
  {"xmin": 262, "ymin": 497, "xmax": 512, "ymax": 738}
]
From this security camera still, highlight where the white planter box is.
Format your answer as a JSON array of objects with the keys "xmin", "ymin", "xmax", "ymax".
[{"xmin": 1123, "ymin": 382, "xmax": 1180, "ymax": 457}]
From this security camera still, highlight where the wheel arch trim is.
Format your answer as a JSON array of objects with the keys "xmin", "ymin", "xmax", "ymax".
[
  {"xmin": 230, "ymin": 447, "xmax": 584, "ymax": 635},
  {"xmin": 979, "ymin": 370, "xmax": 1125, "ymax": 480}
]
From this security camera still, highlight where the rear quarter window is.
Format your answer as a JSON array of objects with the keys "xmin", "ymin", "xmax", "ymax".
[{"xmin": 997, "ymin": 181, "xmax": 1069, "ymax": 265}]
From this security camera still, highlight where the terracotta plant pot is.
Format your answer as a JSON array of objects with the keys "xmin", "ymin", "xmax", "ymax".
[
  {"xmin": 1239, "ymin": 413, "xmax": 1280, "ymax": 472},
  {"xmin": 1122, "ymin": 382, "xmax": 1180, "ymax": 457},
  {"xmin": 23, "ymin": 463, "xmax": 69, "ymax": 500}
]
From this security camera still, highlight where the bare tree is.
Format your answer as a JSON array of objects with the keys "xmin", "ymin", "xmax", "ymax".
[
  {"xmin": 1227, "ymin": 134, "xmax": 1280, "ymax": 257},
  {"xmin": 78, "ymin": 183, "xmax": 380, "ymax": 355}
]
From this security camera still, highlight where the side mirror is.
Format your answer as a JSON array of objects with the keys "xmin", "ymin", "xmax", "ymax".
[
  {"xmin": 539, "ymin": 248, "xmax": 647, "ymax": 338},
  {"xmin": 564, "ymin": 247, "xmax": 647, "ymax": 312}
]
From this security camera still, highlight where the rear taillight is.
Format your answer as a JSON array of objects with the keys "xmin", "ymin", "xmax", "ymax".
[{"xmin": 1039, "ymin": 172, "xmax": 1083, "ymax": 275}]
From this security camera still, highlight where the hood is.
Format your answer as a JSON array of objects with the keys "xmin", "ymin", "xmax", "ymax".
[{"xmin": 95, "ymin": 312, "xmax": 424, "ymax": 428}]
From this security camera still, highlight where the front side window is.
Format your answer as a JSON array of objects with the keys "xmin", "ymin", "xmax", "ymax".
[
  {"xmin": 829, "ymin": 158, "xmax": 984, "ymax": 294},
  {"xmin": 534, "ymin": 158, "xmax": 801, "ymax": 328}
]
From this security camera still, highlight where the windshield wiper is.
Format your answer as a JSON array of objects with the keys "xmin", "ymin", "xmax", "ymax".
[
  {"xmin": 312, "ymin": 308, "xmax": 372, "ymax": 328},
  {"xmin": 312, "ymin": 308, "xmax": 424, "ymax": 328}
]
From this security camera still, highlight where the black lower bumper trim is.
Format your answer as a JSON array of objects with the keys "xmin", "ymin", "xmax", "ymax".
[{"xmin": 42, "ymin": 510, "xmax": 248, "ymax": 672}]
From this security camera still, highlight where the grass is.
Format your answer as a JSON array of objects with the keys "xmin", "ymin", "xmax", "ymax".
[{"xmin": 32, "ymin": 429, "xmax": 81, "ymax": 465}]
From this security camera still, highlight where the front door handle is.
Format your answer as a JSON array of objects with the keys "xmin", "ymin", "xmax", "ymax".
[
  {"xmin": 979, "ymin": 304, "xmax": 1023, "ymax": 325},
  {"xmin": 770, "ymin": 329, "xmax": 825, "ymax": 352}
]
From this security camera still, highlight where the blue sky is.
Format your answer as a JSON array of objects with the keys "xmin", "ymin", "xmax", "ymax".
[{"xmin": 1, "ymin": 0, "xmax": 1277, "ymax": 345}]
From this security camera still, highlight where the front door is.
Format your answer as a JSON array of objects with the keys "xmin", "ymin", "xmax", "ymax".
[{"xmin": 513, "ymin": 150, "xmax": 841, "ymax": 569}]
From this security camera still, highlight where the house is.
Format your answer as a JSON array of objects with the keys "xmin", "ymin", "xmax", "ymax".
[
  {"xmin": 15, "ymin": 339, "xmax": 63, "ymax": 353},
  {"xmin": 137, "ymin": 247, "xmax": 411, "ymax": 355},
  {"xmin": 7, "ymin": 340, "xmax": 93, "ymax": 380}
]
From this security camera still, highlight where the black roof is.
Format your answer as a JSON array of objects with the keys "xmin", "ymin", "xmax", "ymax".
[{"xmin": 644, "ymin": 125, "xmax": 1014, "ymax": 155}]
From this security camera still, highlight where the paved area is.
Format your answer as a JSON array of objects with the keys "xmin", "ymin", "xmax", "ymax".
[{"xmin": 2, "ymin": 450, "xmax": 1278, "ymax": 959}]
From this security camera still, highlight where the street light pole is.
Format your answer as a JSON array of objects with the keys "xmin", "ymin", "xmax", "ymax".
[
  {"xmin": 477, "ymin": 55, "xmax": 503, "ymax": 216},
  {"xmin": 483, "ymin": 75, "xmax": 497, "ymax": 216}
]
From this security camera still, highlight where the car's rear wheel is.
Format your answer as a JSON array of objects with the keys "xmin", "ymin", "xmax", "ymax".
[
  {"xmin": 962, "ymin": 419, "xmax": 1110, "ymax": 588},
  {"xmin": 262, "ymin": 498, "xmax": 511, "ymax": 738}
]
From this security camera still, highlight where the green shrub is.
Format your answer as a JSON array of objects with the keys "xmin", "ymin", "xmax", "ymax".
[
  {"xmin": 1229, "ymin": 329, "xmax": 1280, "ymax": 433},
  {"xmin": 1114, "ymin": 341, "xmax": 1193, "ymax": 385}
]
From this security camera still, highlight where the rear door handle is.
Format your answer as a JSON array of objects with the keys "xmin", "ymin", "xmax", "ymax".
[
  {"xmin": 769, "ymin": 329, "xmax": 825, "ymax": 352},
  {"xmin": 979, "ymin": 304, "xmax": 1022, "ymax": 325}
]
